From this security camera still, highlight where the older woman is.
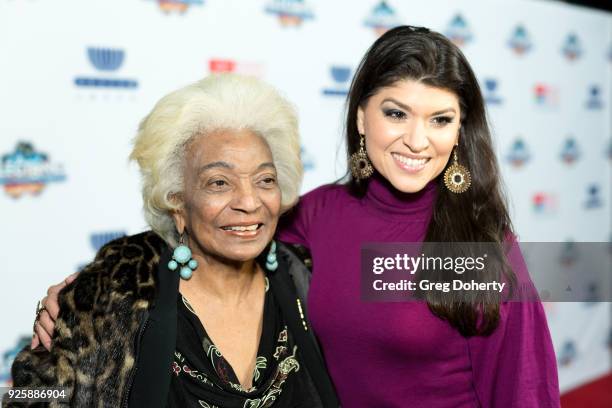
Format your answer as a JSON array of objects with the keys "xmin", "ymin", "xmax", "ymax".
[{"xmin": 9, "ymin": 74, "xmax": 338, "ymax": 407}]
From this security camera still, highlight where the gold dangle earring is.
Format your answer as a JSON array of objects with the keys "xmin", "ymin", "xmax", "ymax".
[
  {"xmin": 443, "ymin": 145, "xmax": 471, "ymax": 194},
  {"xmin": 349, "ymin": 134, "xmax": 374, "ymax": 180}
]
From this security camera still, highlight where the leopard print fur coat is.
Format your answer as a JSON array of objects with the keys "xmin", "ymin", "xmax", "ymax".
[{"xmin": 8, "ymin": 232, "xmax": 168, "ymax": 407}]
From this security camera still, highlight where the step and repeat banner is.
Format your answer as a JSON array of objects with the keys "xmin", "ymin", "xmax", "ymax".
[{"xmin": 1, "ymin": 0, "xmax": 610, "ymax": 396}]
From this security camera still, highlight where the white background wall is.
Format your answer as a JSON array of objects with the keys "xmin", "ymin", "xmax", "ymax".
[{"xmin": 1, "ymin": 0, "xmax": 610, "ymax": 394}]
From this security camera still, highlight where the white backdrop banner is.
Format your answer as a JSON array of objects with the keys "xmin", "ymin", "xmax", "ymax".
[{"xmin": 0, "ymin": 0, "xmax": 610, "ymax": 394}]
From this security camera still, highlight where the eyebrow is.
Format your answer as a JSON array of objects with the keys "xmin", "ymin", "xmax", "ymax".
[
  {"xmin": 197, "ymin": 161, "xmax": 233, "ymax": 174},
  {"xmin": 197, "ymin": 161, "xmax": 276, "ymax": 175},
  {"xmin": 257, "ymin": 162, "xmax": 276, "ymax": 171},
  {"xmin": 381, "ymin": 98, "xmax": 457, "ymax": 116}
]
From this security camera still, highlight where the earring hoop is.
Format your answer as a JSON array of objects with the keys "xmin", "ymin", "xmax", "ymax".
[
  {"xmin": 349, "ymin": 134, "xmax": 374, "ymax": 180},
  {"xmin": 443, "ymin": 146, "xmax": 471, "ymax": 194}
]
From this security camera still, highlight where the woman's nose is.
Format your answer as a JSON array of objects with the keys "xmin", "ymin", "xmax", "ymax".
[
  {"xmin": 232, "ymin": 183, "xmax": 262, "ymax": 213},
  {"xmin": 402, "ymin": 121, "xmax": 430, "ymax": 152}
]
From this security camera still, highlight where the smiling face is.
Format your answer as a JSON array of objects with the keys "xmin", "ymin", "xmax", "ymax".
[
  {"xmin": 357, "ymin": 79, "xmax": 461, "ymax": 193},
  {"xmin": 173, "ymin": 129, "xmax": 281, "ymax": 263}
]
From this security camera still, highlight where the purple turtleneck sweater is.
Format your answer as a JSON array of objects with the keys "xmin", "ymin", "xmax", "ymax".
[{"xmin": 277, "ymin": 175, "xmax": 560, "ymax": 408}]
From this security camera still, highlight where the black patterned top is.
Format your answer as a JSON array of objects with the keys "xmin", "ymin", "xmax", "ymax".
[{"xmin": 167, "ymin": 278, "xmax": 322, "ymax": 408}]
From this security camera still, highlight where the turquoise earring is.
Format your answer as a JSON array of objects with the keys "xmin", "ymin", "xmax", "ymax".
[
  {"xmin": 168, "ymin": 233, "xmax": 198, "ymax": 280},
  {"xmin": 266, "ymin": 241, "xmax": 278, "ymax": 271}
]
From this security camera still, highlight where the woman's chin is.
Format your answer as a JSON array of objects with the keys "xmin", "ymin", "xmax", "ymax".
[
  {"xmin": 214, "ymin": 241, "xmax": 270, "ymax": 264},
  {"xmin": 383, "ymin": 165, "xmax": 441, "ymax": 194},
  {"xmin": 387, "ymin": 174, "xmax": 430, "ymax": 194}
]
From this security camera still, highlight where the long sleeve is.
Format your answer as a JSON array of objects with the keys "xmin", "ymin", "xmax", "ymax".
[
  {"xmin": 467, "ymin": 237, "xmax": 560, "ymax": 407},
  {"xmin": 7, "ymin": 293, "xmax": 78, "ymax": 406},
  {"xmin": 6, "ymin": 262, "xmax": 105, "ymax": 407},
  {"xmin": 6, "ymin": 232, "xmax": 163, "ymax": 407}
]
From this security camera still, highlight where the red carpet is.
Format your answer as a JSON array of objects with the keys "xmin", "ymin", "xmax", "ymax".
[{"xmin": 560, "ymin": 373, "xmax": 612, "ymax": 407}]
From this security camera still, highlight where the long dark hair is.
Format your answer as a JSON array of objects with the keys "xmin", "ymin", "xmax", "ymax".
[{"xmin": 345, "ymin": 26, "xmax": 515, "ymax": 336}]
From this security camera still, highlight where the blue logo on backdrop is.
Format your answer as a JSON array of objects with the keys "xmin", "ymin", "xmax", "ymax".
[
  {"xmin": 506, "ymin": 138, "xmax": 530, "ymax": 168},
  {"xmin": 74, "ymin": 48, "xmax": 138, "ymax": 89},
  {"xmin": 322, "ymin": 66, "xmax": 352, "ymax": 97},
  {"xmin": 300, "ymin": 146, "xmax": 315, "ymax": 172},
  {"xmin": 508, "ymin": 25, "xmax": 532, "ymax": 55},
  {"xmin": 150, "ymin": 0, "xmax": 204, "ymax": 13},
  {"xmin": 560, "ymin": 137, "xmax": 580, "ymax": 164},
  {"xmin": 444, "ymin": 14, "xmax": 472, "ymax": 47},
  {"xmin": 363, "ymin": 1, "xmax": 401, "ymax": 37},
  {"xmin": 562, "ymin": 33, "xmax": 582, "ymax": 61},
  {"xmin": 585, "ymin": 85, "xmax": 602, "ymax": 110},
  {"xmin": 265, "ymin": 0, "xmax": 314, "ymax": 27},
  {"xmin": 0, "ymin": 141, "xmax": 66, "ymax": 198},
  {"xmin": 0, "ymin": 336, "xmax": 30, "ymax": 385},
  {"xmin": 88, "ymin": 48, "xmax": 124, "ymax": 71},
  {"xmin": 584, "ymin": 184, "xmax": 602, "ymax": 209},
  {"xmin": 558, "ymin": 340, "xmax": 577, "ymax": 366},
  {"xmin": 90, "ymin": 231, "xmax": 127, "ymax": 251},
  {"xmin": 483, "ymin": 78, "xmax": 503, "ymax": 105}
]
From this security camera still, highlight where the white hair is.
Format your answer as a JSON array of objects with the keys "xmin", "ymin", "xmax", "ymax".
[{"xmin": 130, "ymin": 74, "xmax": 303, "ymax": 246}]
